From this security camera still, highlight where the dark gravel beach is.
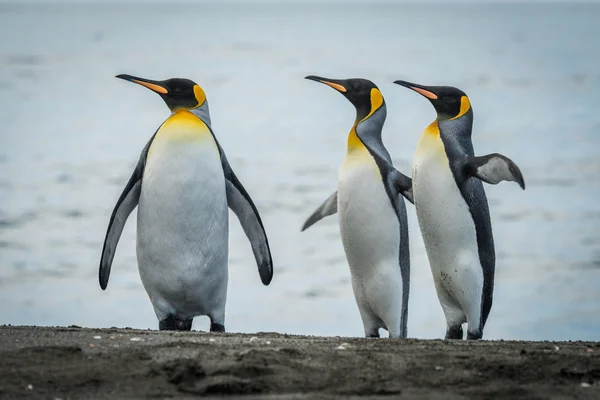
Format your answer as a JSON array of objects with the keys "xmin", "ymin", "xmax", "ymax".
[{"xmin": 0, "ymin": 325, "xmax": 598, "ymax": 399}]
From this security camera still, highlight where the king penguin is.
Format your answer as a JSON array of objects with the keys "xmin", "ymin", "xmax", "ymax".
[
  {"xmin": 99, "ymin": 74, "xmax": 273, "ymax": 332},
  {"xmin": 301, "ymin": 76, "xmax": 413, "ymax": 338},
  {"xmin": 393, "ymin": 80, "xmax": 525, "ymax": 340}
]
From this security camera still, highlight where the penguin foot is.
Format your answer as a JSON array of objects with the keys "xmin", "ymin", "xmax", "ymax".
[
  {"xmin": 445, "ymin": 325, "xmax": 463, "ymax": 340},
  {"xmin": 210, "ymin": 322, "xmax": 225, "ymax": 333},
  {"xmin": 159, "ymin": 315, "xmax": 193, "ymax": 331},
  {"xmin": 366, "ymin": 332, "xmax": 380, "ymax": 338},
  {"xmin": 467, "ymin": 330, "xmax": 483, "ymax": 340}
]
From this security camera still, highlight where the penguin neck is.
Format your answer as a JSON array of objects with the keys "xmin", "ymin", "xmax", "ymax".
[
  {"xmin": 188, "ymin": 101, "xmax": 212, "ymax": 128},
  {"xmin": 437, "ymin": 109, "xmax": 475, "ymax": 157},
  {"xmin": 437, "ymin": 108, "xmax": 473, "ymax": 139},
  {"xmin": 347, "ymin": 102, "xmax": 386, "ymax": 153}
]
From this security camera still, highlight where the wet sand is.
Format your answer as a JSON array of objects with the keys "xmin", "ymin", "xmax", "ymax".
[{"xmin": 0, "ymin": 326, "xmax": 598, "ymax": 399}]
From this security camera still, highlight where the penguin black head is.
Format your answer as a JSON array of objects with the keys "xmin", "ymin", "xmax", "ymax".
[
  {"xmin": 305, "ymin": 75, "xmax": 383, "ymax": 122},
  {"xmin": 116, "ymin": 74, "xmax": 207, "ymax": 111},
  {"xmin": 393, "ymin": 80, "xmax": 471, "ymax": 121}
]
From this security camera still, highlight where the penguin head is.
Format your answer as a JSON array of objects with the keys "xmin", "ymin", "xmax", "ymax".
[
  {"xmin": 393, "ymin": 80, "xmax": 471, "ymax": 120},
  {"xmin": 305, "ymin": 76, "xmax": 383, "ymax": 122},
  {"xmin": 116, "ymin": 74, "xmax": 207, "ymax": 111}
]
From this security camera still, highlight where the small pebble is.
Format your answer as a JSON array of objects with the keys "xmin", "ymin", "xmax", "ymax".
[
  {"xmin": 580, "ymin": 382, "xmax": 591, "ymax": 388},
  {"xmin": 249, "ymin": 336, "xmax": 258, "ymax": 342},
  {"xmin": 93, "ymin": 336, "xmax": 102, "ymax": 340},
  {"xmin": 26, "ymin": 384, "xmax": 33, "ymax": 390},
  {"xmin": 554, "ymin": 345, "xmax": 560, "ymax": 351},
  {"xmin": 209, "ymin": 338, "xmax": 216, "ymax": 342},
  {"xmin": 130, "ymin": 337, "xmax": 143, "ymax": 342},
  {"xmin": 435, "ymin": 366, "xmax": 444, "ymax": 371},
  {"xmin": 266, "ymin": 341, "xmax": 271, "ymax": 345}
]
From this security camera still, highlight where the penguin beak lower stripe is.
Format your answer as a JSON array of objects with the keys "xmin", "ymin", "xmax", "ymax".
[
  {"xmin": 320, "ymin": 81, "xmax": 347, "ymax": 93},
  {"xmin": 132, "ymin": 80, "xmax": 168, "ymax": 94},
  {"xmin": 411, "ymin": 86, "xmax": 438, "ymax": 100}
]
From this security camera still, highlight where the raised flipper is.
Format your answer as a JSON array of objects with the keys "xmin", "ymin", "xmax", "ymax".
[
  {"xmin": 212, "ymin": 137, "xmax": 273, "ymax": 286},
  {"xmin": 301, "ymin": 191, "xmax": 338, "ymax": 232},
  {"xmin": 464, "ymin": 153, "xmax": 525, "ymax": 189},
  {"xmin": 99, "ymin": 134, "xmax": 155, "ymax": 290}
]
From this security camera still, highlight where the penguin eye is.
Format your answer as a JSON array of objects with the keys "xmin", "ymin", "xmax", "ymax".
[{"xmin": 173, "ymin": 87, "xmax": 183, "ymax": 94}]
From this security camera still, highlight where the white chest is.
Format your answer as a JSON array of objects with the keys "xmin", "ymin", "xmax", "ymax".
[
  {"xmin": 138, "ymin": 111, "xmax": 227, "ymax": 239},
  {"xmin": 412, "ymin": 129, "xmax": 479, "ymax": 273},
  {"xmin": 143, "ymin": 113, "xmax": 223, "ymax": 195},
  {"xmin": 337, "ymin": 147, "xmax": 399, "ymax": 272}
]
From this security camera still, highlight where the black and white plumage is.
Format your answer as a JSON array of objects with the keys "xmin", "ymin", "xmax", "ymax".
[{"xmin": 100, "ymin": 75, "xmax": 273, "ymax": 332}]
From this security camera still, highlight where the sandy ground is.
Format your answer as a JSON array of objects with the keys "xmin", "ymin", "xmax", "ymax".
[{"xmin": 0, "ymin": 326, "xmax": 599, "ymax": 399}]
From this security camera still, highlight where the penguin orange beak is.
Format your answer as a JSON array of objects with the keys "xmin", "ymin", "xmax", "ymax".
[
  {"xmin": 305, "ymin": 75, "xmax": 348, "ymax": 93},
  {"xmin": 393, "ymin": 80, "xmax": 438, "ymax": 100},
  {"xmin": 116, "ymin": 74, "xmax": 168, "ymax": 95}
]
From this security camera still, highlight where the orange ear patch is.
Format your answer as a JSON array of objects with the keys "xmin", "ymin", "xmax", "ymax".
[
  {"xmin": 320, "ymin": 81, "xmax": 347, "ymax": 93},
  {"xmin": 193, "ymin": 85, "xmax": 206, "ymax": 107},
  {"xmin": 359, "ymin": 88, "xmax": 384, "ymax": 123},
  {"xmin": 411, "ymin": 86, "xmax": 438, "ymax": 100},
  {"xmin": 451, "ymin": 96, "xmax": 471, "ymax": 120},
  {"xmin": 132, "ymin": 80, "xmax": 168, "ymax": 94}
]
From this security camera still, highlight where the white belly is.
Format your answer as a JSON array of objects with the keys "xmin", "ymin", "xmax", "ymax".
[
  {"xmin": 413, "ymin": 130, "xmax": 483, "ymax": 318},
  {"xmin": 136, "ymin": 114, "xmax": 228, "ymax": 321},
  {"xmin": 338, "ymin": 154, "xmax": 400, "ymax": 274},
  {"xmin": 338, "ymin": 147, "xmax": 404, "ymax": 334}
]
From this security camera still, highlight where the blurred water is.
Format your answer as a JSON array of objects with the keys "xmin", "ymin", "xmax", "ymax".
[{"xmin": 0, "ymin": 2, "xmax": 599, "ymax": 341}]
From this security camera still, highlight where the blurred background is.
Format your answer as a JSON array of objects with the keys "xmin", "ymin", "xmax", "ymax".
[{"xmin": 1, "ymin": 0, "xmax": 599, "ymax": 341}]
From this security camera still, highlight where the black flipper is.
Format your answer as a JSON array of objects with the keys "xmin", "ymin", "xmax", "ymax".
[
  {"xmin": 464, "ymin": 153, "xmax": 525, "ymax": 189},
  {"xmin": 301, "ymin": 191, "xmax": 338, "ymax": 231},
  {"xmin": 388, "ymin": 168, "xmax": 414, "ymax": 205},
  {"xmin": 207, "ymin": 128, "xmax": 274, "ymax": 286},
  {"xmin": 99, "ymin": 133, "xmax": 156, "ymax": 290}
]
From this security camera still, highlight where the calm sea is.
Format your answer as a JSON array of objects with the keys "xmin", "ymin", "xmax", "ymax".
[{"xmin": 1, "ymin": 1, "xmax": 599, "ymax": 340}]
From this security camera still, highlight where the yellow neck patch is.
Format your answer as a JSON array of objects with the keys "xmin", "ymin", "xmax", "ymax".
[
  {"xmin": 147, "ymin": 111, "xmax": 214, "ymax": 159},
  {"xmin": 344, "ymin": 124, "xmax": 375, "ymax": 169},
  {"xmin": 193, "ymin": 85, "xmax": 206, "ymax": 108},
  {"xmin": 424, "ymin": 120, "xmax": 440, "ymax": 136},
  {"xmin": 416, "ymin": 120, "xmax": 446, "ymax": 161},
  {"xmin": 347, "ymin": 125, "xmax": 363, "ymax": 151},
  {"xmin": 450, "ymin": 96, "xmax": 471, "ymax": 120},
  {"xmin": 160, "ymin": 110, "xmax": 210, "ymax": 139}
]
